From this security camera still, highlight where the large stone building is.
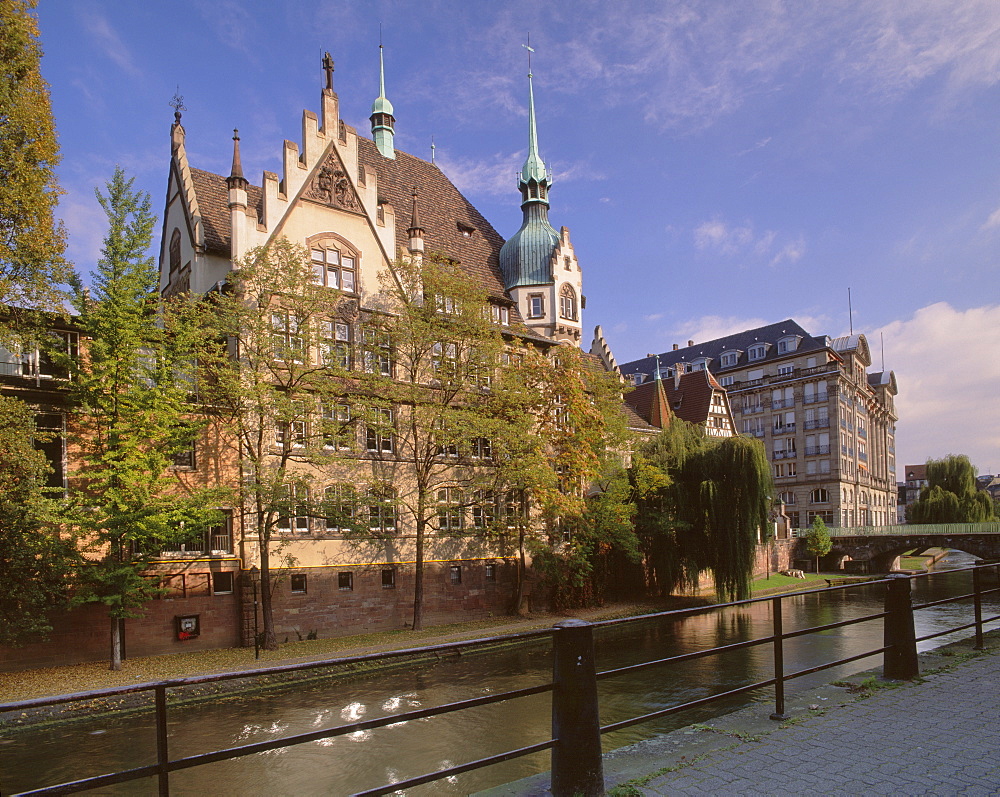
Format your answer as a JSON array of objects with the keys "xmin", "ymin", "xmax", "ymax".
[{"xmin": 619, "ymin": 320, "xmax": 898, "ymax": 530}]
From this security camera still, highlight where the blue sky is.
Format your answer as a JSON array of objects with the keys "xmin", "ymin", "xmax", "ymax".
[{"xmin": 36, "ymin": 1, "xmax": 1000, "ymax": 476}]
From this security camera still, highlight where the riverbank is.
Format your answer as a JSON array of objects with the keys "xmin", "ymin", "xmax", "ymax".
[{"xmin": 0, "ymin": 572, "xmax": 838, "ymax": 705}]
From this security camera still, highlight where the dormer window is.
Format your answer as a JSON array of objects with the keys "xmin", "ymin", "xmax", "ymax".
[
  {"xmin": 748, "ymin": 344, "xmax": 767, "ymax": 361},
  {"xmin": 490, "ymin": 304, "xmax": 510, "ymax": 326},
  {"xmin": 720, "ymin": 350, "xmax": 740, "ymax": 368},
  {"xmin": 457, "ymin": 222, "xmax": 475, "ymax": 238},
  {"xmin": 692, "ymin": 357, "xmax": 710, "ymax": 371},
  {"xmin": 777, "ymin": 335, "xmax": 802, "ymax": 354}
]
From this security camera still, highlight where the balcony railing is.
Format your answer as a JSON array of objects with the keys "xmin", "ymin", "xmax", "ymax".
[
  {"xmin": 802, "ymin": 393, "xmax": 829, "ymax": 404},
  {"xmin": 771, "ymin": 398, "xmax": 795, "ymax": 409},
  {"xmin": 772, "ymin": 450, "xmax": 797, "ymax": 460},
  {"xmin": 804, "ymin": 419, "xmax": 830, "ymax": 430},
  {"xmin": 772, "ymin": 424, "xmax": 796, "ymax": 435},
  {"xmin": 805, "ymin": 445, "xmax": 831, "ymax": 456}
]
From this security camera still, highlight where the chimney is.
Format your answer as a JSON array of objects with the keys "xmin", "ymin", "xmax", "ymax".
[
  {"xmin": 688, "ymin": 340, "xmax": 694, "ymax": 347},
  {"xmin": 672, "ymin": 344, "xmax": 679, "ymax": 351}
]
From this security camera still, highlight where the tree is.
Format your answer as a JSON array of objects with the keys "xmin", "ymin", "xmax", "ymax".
[
  {"xmin": 0, "ymin": 395, "xmax": 80, "ymax": 645},
  {"xmin": 0, "ymin": 0, "xmax": 75, "ymax": 317},
  {"xmin": 632, "ymin": 419, "xmax": 773, "ymax": 601},
  {"xmin": 353, "ymin": 254, "xmax": 535, "ymax": 630},
  {"xmin": 66, "ymin": 167, "xmax": 219, "ymax": 670},
  {"xmin": 910, "ymin": 455, "xmax": 997, "ymax": 524},
  {"xmin": 804, "ymin": 516, "xmax": 832, "ymax": 573},
  {"xmin": 196, "ymin": 238, "xmax": 358, "ymax": 649}
]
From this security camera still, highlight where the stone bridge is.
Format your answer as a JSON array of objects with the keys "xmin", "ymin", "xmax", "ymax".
[{"xmin": 795, "ymin": 522, "xmax": 1000, "ymax": 573}]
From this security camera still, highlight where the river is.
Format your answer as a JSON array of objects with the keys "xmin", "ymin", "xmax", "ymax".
[{"xmin": 1, "ymin": 553, "xmax": 994, "ymax": 796}]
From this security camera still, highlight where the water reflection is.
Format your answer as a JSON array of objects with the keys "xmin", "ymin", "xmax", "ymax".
[{"xmin": 1, "ymin": 561, "xmax": 996, "ymax": 796}]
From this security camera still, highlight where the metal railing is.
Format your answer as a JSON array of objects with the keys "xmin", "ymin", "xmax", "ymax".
[{"xmin": 2, "ymin": 564, "xmax": 998, "ymax": 797}]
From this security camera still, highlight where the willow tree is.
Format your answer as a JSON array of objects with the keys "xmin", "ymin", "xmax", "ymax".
[
  {"xmin": 910, "ymin": 455, "xmax": 996, "ymax": 524},
  {"xmin": 633, "ymin": 420, "xmax": 772, "ymax": 601}
]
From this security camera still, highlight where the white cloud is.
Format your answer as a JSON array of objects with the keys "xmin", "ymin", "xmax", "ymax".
[
  {"xmin": 670, "ymin": 315, "xmax": 775, "ymax": 346},
  {"xmin": 876, "ymin": 302, "xmax": 1000, "ymax": 474},
  {"xmin": 693, "ymin": 217, "xmax": 803, "ymax": 266},
  {"xmin": 78, "ymin": 7, "xmax": 140, "ymax": 77},
  {"xmin": 436, "ymin": 150, "xmax": 523, "ymax": 197},
  {"xmin": 982, "ymin": 206, "xmax": 1000, "ymax": 230}
]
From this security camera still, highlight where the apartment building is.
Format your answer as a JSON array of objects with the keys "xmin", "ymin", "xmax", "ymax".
[{"xmin": 619, "ymin": 320, "xmax": 898, "ymax": 529}]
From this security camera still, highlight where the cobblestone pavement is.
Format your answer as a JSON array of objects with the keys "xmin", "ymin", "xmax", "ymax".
[{"xmin": 623, "ymin": 650, "xmax": 1000, "ymax": 796}]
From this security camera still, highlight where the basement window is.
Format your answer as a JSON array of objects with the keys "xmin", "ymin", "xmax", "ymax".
[{"xmin": 290, "ymin": 574, "xmax": 307, "ymax": 594}]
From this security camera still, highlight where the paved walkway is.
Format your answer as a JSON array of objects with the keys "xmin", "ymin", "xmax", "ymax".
[
  {"xmin": 485, "ymin": 643, "xmax": 1000, "ymax": 796},
  {"xmin": 605, "ymin": 647, "xmax": 1000, "ymax": 796}
]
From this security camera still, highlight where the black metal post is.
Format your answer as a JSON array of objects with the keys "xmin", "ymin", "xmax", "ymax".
[
  {"xmin": 252, "ymin": 575, "xmax": 260, "ymax": 660},
  {"xmin": 155, "ymin": 685, "xmax": 170, "ymax": 797},
  {"xmin": 770, "ymin": 596, "xmax": 789, "ymax": 720},
  {"xmin": 973, "ymin": 566, "xmax": 984, "ymax": 651},
  {"xmin": 551, "ymin": 619, "xmax": 604, "ymax": 797},
  {"xmin": 883, "ymin": 573, "xmax": 918, "ymax": 680}
]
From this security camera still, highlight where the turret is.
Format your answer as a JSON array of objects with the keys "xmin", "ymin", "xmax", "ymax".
[
  {"xmin": 227, "ymin": 129, "xmax": 250, "ymax": 260},
  {"xmin": 370, "ymin": 44, "xmax": 395, "ymax": 159},
  {"xmin": 407, "ymin": 187, "xmax": 425, "ymax": 256}
]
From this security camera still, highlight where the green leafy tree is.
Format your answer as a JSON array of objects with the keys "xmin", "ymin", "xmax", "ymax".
[
  {"xmin": 355, "ymin": 254, "xmax": 535, "ymax": 630},
  {"xmin": 804, "ymin": 516, "xmax": 832, "ymax": 573},
  {"xmin": 195, "ymin": 238, "xmax": 357, "ymax": 649},
  {"xmin": 632, "ymin": 419, "xmax": 773, "ymax": 601},
  {"xmin": 0, "ymin": 395, "xmax": 80, "ymax": 645},
  {"xmin": 910, "ymin": 455, "xmax": 997, "ymax": 524},
  {"xmin": 0, "ymin": 0, "xmax": 75, "ymax": 317},
  {"xmin": 66, "ymin": 167, "xmax": 219, "ymax": 670}
]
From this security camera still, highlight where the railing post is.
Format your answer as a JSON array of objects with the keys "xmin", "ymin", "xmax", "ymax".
[
  {"xmin": 551, "ymin": 619, "xmax": 604, "ymax": 797},
  {"xmin": 155, "ymin": 685, "xmax": 170, "ymax": 797},
  {"xmin": 769, "ymin": 596, "xmax": 789, "ymax": 720},
  {"xmin": 973, "ymin": 566, "xmax": 984, "ymax": 651},
  {"xmin": 883, "ymin": 574, "xmax": 918, "ymax": 680}
]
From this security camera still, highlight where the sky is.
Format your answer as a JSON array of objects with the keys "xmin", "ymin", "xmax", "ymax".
[{"xmin": 35, "ymin": 0, "xmax": 1000, "ymax": 476}]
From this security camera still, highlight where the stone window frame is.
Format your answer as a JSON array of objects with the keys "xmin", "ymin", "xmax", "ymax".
[{"xmin": 307, "ymin": 232, "xmax": 360, "ymax": 294}]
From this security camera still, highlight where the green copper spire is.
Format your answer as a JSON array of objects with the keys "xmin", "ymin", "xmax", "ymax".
[
  {"xmin": 520, "ymin": 70, "xmax": 550, "ymax": 189},
  {"xmin": 499, "ymin": 45, "xmax": 559, "ymax": 289},
  {"xmin": 370, "ymin": 43, "xmax": 395, "ymax": 159}
]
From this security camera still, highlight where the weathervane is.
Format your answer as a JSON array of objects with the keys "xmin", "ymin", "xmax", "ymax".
[
  {"xmin": 522, "ymin": 35, "xmax": 534, "ymax": 77},
  {"xmin": 169, "ymin": 87, "xmax": 186, "ymax": 123}
]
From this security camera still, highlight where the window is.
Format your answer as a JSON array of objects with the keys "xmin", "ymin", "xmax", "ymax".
[
  {"xmin": 311, "ymin": 245, "xmax": 357, "ymax": 292},
  {"xmin": 559, "ymin": 284, "xmax": 578, "ymax": 321},
  {"xmin": 381, "ymin": 568, "xmax": 396, "ymax": 589},
  {"xmin": 748, "ymin": 344, "xmax": 767, "ymax": 361},
  {"xmin": 360, "ymin": 327, "xmax": 393, "ymax": 376},
  {"xmin": 324, "ymin": 484, "xmax": 357, "ymax": 532},
  {"xmin": 277, "ymin": 484, "xmax": 310, "ymax": 533},
  {"xmin": 806, "ymin": 356, "xmax": 817, "ymax": 368},
  {"xmin": 338, "ymin": 571, "xmax": 354, "ymax": 591},
  {"xmin": 321, "ymin": 321, "xmax": 352, "ymax": 369},
  {"xmin": 720, "ymin": 375, "xmax": 734, "ymax": 387},
  {"xmin": 490, "ymin": 304, "xmax": 510, "ymax": 325},
  {"xmin": 171, "ymin": 441, "xmax": 196, "ymax": 469},
  {"xmin": 290, "ymin": 574, "xmax": 307, "ymax": 594},
  {"xmin": 169, "ymin": 228, "xmax": 181, "ymax": 273},
  {"xmin": 449, "ymin": 565, "xmax": 462, "ymax": 585},
  {"xmin": 433, "ymin": 293, "xmax": 461, "ymax": 315},
  {"xmin": 553, "ymin": 395, "xmax": 570, "ymax": 430},
  {"xmin": 485, "ymin": 563, "xmax": 497, "ymax": 582},
  {"xmin": 365, "ymin": 408, "xmax": 395, "ymax": 454},
  {"xmin": 472, "ymin": 490, "xmax": 496, "ymax": 529},
  {"xmin": 720, "ymin": 351, "xmax": 739, "ymax": 367},
  {"xmin": 777, "ymin": 364, "xmax": 794, "ymax": 376},
  {"xmin": 779, "ymin": 491, "xmax": 796, "ymax": 505},
  {"xmin": 811, "ymin": 488, "xmax": 830, "ymax": 504},
  {"xmin": 528, "ymin": 294, "xmax": 545, "ymax": 318},
  {"xmin": 564, "ymin": 256, "xmax": 572, "ymax": 271},
  {"xmin": 321, "ymin": 403, "xmax": 353, "ymax": 450},
  {"xmin": 432, "ymin": 341, "xmax": 458, "ymax": 379},
  {"xmin": 500, "ymin": 489, "xmax": 527, "ymax": 528},
  {"xmin": 271, "ymin": 312, "xmax": 305, "ymax": 363},
  {"xmin": 437, "ymin": 486, "xmax": 463, "ymax": 532},
  {"xmin": 746, "ymin": 368, "xmax": 764, "ymax": 382},
  {"xmin": 212, "ymin": 572, "xmax": 234, "ymax": 595},
  {"xmin": 470, "ymin": 437, "xmax": 492, "ymax": 460},
  {"xmin": 368, "ymin": 485, "xmax": 397, "ymax": 532}
]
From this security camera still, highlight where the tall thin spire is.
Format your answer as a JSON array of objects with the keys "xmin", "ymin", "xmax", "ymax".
[
  {"xmin": 517, "ymin": 39, "xmax": 551, "ymax": 204},
  {"xmin": 227, "ymin": 129, "xmax": 247, "ymax": 188},
  {"xmin": 370, "ymin": 39, "xmax": 396, "ymax": 159}
]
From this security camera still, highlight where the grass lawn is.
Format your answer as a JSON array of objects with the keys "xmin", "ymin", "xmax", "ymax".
[{"xmin": 750, "ymin": 571, "xmax": 828, "ymax": 595}]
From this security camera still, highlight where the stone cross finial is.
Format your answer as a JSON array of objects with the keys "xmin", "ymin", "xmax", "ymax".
[{"xmin": 322, "ymin": 52, "xmax": 335, "ymax": 90}]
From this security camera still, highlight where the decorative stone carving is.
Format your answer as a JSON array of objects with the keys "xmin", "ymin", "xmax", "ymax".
[{"xmin": 306, "ymin": 162, "xmax": 361, "ymax": 212}]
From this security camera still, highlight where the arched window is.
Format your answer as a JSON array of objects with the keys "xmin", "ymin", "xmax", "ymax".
[
  {"xmin": 810, "ymin": 488, "xmax": 829, "ymax": 504},
  {"xmin": 308, "ymin": 235, "xmax": 359, "ymax": 293},
  {"xmin": 559, "ymin": 284, "xmax": 577, "ymax": 321},
  {"xmin": 169, "ymin": 228, "xmax": 181, "ymax": 273}
]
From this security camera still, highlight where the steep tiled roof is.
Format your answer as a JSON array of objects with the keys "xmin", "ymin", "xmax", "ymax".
[
  {"xmin": 623, "ymin": 401, "xmax": 657, "ymax": 432},
  {"xmin": 356, "ymin": 139, "xmax": 510, "ymax": 303},
  {"xmin": 189, "ymin": 168, "xmax": 262, "ymax": 258},
  {"xmin": 624, "ymin": 370, "xmax": 719, "ymax": 429},
  {"xmin": 619, "ymin": 319, "xmax": 828, "ymax": 379}
]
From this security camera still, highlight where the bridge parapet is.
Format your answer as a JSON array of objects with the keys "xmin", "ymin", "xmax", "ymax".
[{"xmin": 791, "ymin": 522, "xmax": 1000, "ymax": 538}]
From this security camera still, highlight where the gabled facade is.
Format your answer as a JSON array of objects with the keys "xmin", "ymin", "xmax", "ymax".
[{"xmin": 620, "ymin": 320, "xmax": 899, "ymax": 530}]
